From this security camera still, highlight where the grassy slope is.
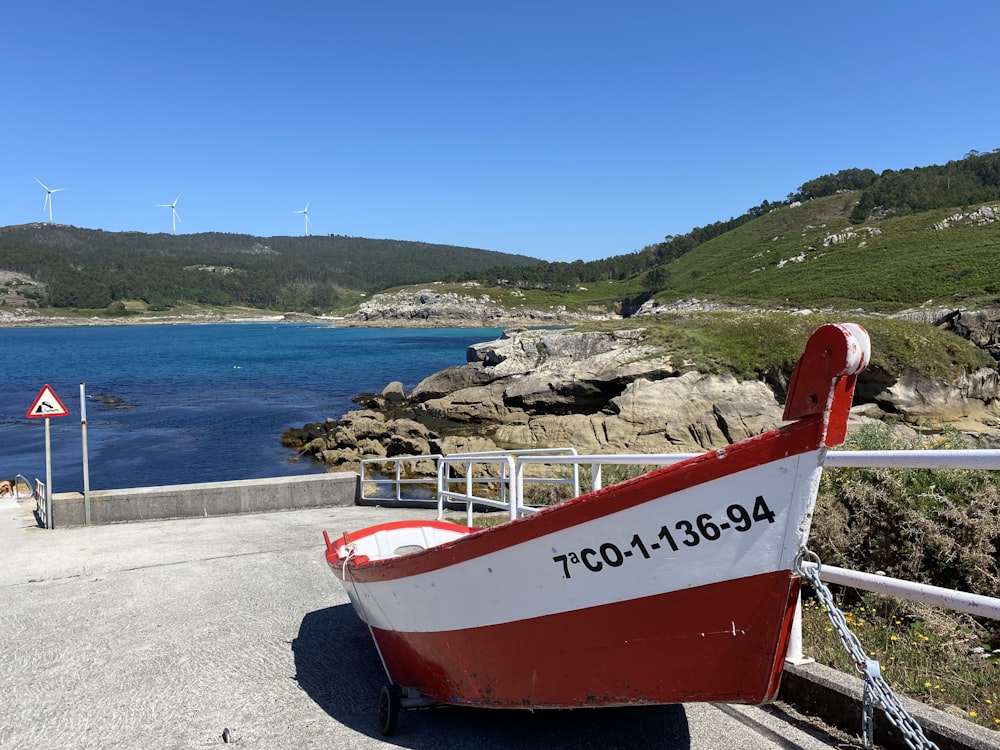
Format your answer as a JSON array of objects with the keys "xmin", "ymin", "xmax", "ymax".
[
  {"xmin": 577, "ymin": 312, "xmax": 995, "ymax": 380},
  {"xmin": 651, "ymin": 194, "xmax": 1000, "ymax": 311}
]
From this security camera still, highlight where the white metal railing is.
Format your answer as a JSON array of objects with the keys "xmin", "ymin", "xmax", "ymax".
[
  {"xmin": 359, "ymin": 454, "xmax": 443, "ymax": 503},
  {"xmin": 823, "ymin": 448, "xmax": 1000, "ymax": 470},
  {"xmin": 802, "ymin": 562, "xmax": 1000, "ymax": 620},
  {"xmin": 32, "ymin": 477, "xmax": 49, "ymax": 529},
  {"xmin": 436, "ymin": 447, "xmax": 580, "ymax": 524},
  {"xmin": 436, "ymin": 455, "xmax": 519, "ymax": 524},
  {"xmin": 515, "ymin": 452, "xmax": 696, "ymax": 498},
  {"xmin": 360, "ymin": 447, "xmax": 580, "ymax": 516}
]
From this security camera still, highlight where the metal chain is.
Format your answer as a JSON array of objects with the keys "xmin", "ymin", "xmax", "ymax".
[{"xmin": 795, "ymin": 549, "xmax": 940, "ymax": 750}]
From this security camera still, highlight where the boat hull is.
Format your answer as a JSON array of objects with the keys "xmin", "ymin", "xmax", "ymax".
[
  {"xmin": 368, "ymin": 570, "xmax": 800, "ymax": 708},
  {"xmin": 334, "ymin": 439, "xmax": 825, "ymax": 707}
]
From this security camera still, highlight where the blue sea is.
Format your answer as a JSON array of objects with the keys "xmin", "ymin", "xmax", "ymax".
[{"xmin": 0, "ymin": 323, "xmax": 501, "ymax": 493}]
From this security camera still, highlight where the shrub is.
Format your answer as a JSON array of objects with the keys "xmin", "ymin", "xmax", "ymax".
[{"xmin": 812, "ymin": 422, "xmax": 1000, "ymax": 632}]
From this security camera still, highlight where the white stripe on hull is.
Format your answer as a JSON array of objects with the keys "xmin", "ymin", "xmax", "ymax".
[{"xmin": 342, "ymin": 450, "xmax": 823, "ymax": 633}]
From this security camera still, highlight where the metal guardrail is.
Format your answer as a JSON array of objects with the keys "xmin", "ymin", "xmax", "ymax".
[
  {"xmin": 31, "ymin": 477, "xmax": 49, "ymax": 529},
  {"xmin": 359, "ymin": 454, "xmax": 444, "ymax": 503},
  {"xmin": 359, "ymin": 448, "xmax": 580, "ymax": 519}
]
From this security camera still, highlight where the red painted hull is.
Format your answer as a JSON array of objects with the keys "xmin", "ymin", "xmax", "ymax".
[{"xmin": 368, "ymin": 571, "xmax": 800, "ymax": 708}]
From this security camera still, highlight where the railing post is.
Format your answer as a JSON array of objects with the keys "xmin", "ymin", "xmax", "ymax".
[
  {"xmin": 465, "ymin": 461, "xmax": 474, "ymax": 525},
  {"xmin": 436, "ymin": 460, "xmax": 447, "ymax": 520},
  {"xmin": 511, "ymin": 456, "xmax": 522, "ymax": 521},
  {"xmin": 592, "ymin": 462, "xmax": 602, "ymax": 492},
  {"xmin": 784, "ymin": 591, "xmax": 813, "ymax": 665}
]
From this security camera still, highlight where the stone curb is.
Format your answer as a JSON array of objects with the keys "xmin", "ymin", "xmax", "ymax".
[{"xmin": 780, "ymin": 662, "xmax": 999, "ymax": 750}]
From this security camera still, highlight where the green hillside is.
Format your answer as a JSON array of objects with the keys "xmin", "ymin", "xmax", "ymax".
[
  {"xmin": 0, "ymin": 225, "xmax": 541, "ymax": 313},
  {"xmin": 647, "ymin": 194, "xmax": 1000, "ymax": 312}
]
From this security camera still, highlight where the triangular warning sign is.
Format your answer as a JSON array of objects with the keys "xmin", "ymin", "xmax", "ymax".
[{"xmin": 27, "ymin": 384, "xmax": 70, "ymax": 419}]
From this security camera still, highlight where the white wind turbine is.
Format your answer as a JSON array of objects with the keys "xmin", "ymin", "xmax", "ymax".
[
  {"xmin": 157, "ymin": 195, "xmax": 182, "ymax": 234},
  {"xmin": 293, "ymin": 201, "xmax": 311, "ymax": 236},
  {"xmin": 34, "ymin": 177, "xmax": 67, "ymax": 224}
]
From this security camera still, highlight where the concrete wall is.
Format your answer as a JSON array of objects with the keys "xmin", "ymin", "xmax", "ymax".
[{"xmin": 50, "ymin": 472, "xmax": 360, "ymax": 528}]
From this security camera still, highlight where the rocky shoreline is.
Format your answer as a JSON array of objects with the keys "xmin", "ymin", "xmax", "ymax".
[{"xmin": 282, "ymin": 316, "xmax": 1000, "ymax": 474}]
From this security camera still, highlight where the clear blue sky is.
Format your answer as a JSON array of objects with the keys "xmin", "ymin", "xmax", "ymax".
[{"xmin": 4, "ymin": 1, "xmax": 998, "ymax": 262}]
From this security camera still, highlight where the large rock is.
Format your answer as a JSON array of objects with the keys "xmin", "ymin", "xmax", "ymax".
[
  {"xmin": 502, "ymin": 351, "xmax": 676, "ymax": 414},
  {"xmin": 385, "ymin": 418, "xmax": 436, "ymax": 457},
  {"xmin": 468, "ymin": 328, "xmax": 677, "ymax": 415},
  {"xmin": 410, "ymin": 363, "xmax": 497, "ymax": 401},
  {"xmin": 608, "ymin": 373, "xmax": 781, "ymax": 451},
  {"xmin": 936, "ymin": 307, "xmax": 1000, "ymax": 360},
  {"xmin": 415, "ymin": 383, "xmax": 515, "ymax": 423}
]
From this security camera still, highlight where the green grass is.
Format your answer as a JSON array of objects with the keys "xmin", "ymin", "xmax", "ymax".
[
  {"xmin": 802, "ymin": 592, "xmax": 999, "ymax": 732},
  {"xmin": 576, "ymin": 311, "xmax": 994, "ymax": 380},
  {"xmin": 650, "ymin": 194, "xmax": 1000, "ymax": 312}
]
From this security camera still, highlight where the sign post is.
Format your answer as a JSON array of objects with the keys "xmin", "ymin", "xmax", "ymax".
[
  {"xmin": 26, "ymin": 384, "xmax": 70, "ymax": 529},
  {"xmin": 80, "ymin": 382, "xmax": 91, "ymax": 525}
]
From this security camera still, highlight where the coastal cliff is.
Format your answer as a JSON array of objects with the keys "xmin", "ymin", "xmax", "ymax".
[{"xmin": 282, "ymin": 313, "xmax": 1000, "ymax": 470}]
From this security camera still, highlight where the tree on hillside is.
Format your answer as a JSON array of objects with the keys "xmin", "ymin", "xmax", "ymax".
[
  {"xmin": 849, "ymin": 149, "xmax": 1000, "ymax": 222},
  {"xmin": 790, "ymin": 168, "xmax": 877, "ymax": 202}
]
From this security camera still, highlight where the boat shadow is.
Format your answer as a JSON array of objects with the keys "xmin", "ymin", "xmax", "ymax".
[{"xmin": 293, "ymin": 605, "xmax": 692, "ymax": 749}]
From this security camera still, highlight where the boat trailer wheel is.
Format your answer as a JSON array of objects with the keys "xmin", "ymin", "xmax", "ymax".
[{"xmin": 378, "ymin": 683, "xmax": 402, "ymax": 736}]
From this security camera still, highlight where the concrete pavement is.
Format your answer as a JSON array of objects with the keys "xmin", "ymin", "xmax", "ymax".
[{"xmin": 1, "ymin": 496, "xmax": 864, "ymax": 749}]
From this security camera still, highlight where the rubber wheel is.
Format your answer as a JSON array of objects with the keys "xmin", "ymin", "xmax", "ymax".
[{"xmin": 378, "ymin": 684, "xmax": 401, "ymax": 736}]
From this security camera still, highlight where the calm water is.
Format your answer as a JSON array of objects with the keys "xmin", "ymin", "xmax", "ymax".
[{"xmin": 0, "ymin": 323, "xmax": 501, "ymax": 492}]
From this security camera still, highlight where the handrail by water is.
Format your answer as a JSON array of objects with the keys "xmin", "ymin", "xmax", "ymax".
[
  {"xmin": 361, "ymin": 447, "xmax": 581, "ymax": 512},
  {"xmin": 359, "ymin": 454, "xmax": 443, "ymax": 503},
  {"xmin": 12, "ymin": 474, "xmax": 35, "ymax": 501},
  {"xmin": 436, "ymin": 454, "xmax": 521, "ymax": 524}
]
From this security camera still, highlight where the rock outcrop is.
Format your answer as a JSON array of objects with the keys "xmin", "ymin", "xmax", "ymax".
[
  {"xmin": 935, "ymin": 306, "xmax": 1000, "ymax": 362},
  {"xmin": 281, "ymin": 325, "xmax": 1000, "ymax": 472},
  {"xmin": 348, "ymin": 286, "xmax": 612, "ymax": 326}
]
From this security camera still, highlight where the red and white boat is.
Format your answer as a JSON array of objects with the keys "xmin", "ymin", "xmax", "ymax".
[{"xmin": 324, "ymin": 323, "xmax": 870, "ymax": 734}]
